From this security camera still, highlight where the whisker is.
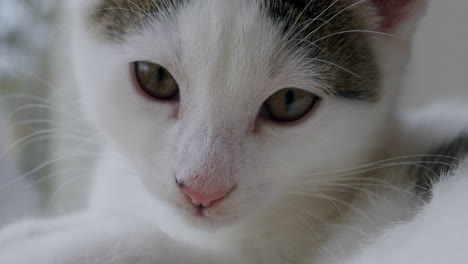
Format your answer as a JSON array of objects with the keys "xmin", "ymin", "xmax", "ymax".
[
  {"xmin": 127, "ymin": 0, "xmax": 153, "ymax": 18},
  {"xmin": 5, "ymin": 102, "xmax": 82, "ymax": 119},
  {"xmin": 90, "ymin": 7, "xmax": 149, "ymax": 21},
  {"xmin": 293, "ymin": 155, "xmax": 464, "ymax": 178},
  {"xmin": 313, "ymin": 29, "xmax": 406, "ymax": 45},
  {"xmin": 301, "ymin": 0, "xmax": 369, "ymax": 42},
  {"xmin": 278, "ymin": 201, "xmax": 369, "ymax": 236},
  {"xmin": 0, "ymin": 151, "xmax": 100, "ymax": 191},
  {"xmin": 31, "ymin": 167, "xmax": 92, "ymax": 189},
  {"xmin": 308, "ymin": 58, "xmax": 361, "ymax": 78},
  {"xmin": 278, "ymin": 202, "xmax": 324, "ymax": 240},
  {"xmin": 7, "ymin": 119, "xmax": 89, "ymax": 136},
  {"xmin": 0, "ymin": 129, "xmax": 97, "ymax": 159},
  {"xmin": 287, "ymin": 0, "xmax": 341, "ymax": 40}
]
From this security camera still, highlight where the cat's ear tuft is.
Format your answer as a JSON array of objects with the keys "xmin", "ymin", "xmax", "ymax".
[{"xmin": 370, "ymin": 0, "xmax": 428, "ymax": 34}]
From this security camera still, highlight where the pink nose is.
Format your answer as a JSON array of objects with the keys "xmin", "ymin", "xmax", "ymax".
[{"xmin": 181, "ymin": 185, "xmax": 231, "ymax": 208}]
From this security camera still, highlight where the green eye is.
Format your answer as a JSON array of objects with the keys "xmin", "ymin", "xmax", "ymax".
[
  {"xmin": 262, "ymin": 88, "xmax": 319, "ymax": 123},
  {"xmin": 134, "ymin": 61, "xmax": 179, "ymax": 100}
]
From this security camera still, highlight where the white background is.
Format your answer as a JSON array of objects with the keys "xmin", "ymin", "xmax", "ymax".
[{"xmin": 404, "ymin": 0, "xmax": 468, "ymax": 106}]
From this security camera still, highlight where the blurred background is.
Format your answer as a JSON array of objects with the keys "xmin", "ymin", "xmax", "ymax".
[{"xmin": 0, "ymin": 0, "xmax": 467, "ymax": 222}]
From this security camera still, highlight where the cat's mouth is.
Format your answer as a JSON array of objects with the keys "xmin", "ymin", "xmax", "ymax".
[
  {"xmin": 176, "ymin": 181, "xmax": 237, "ymax": 217},
  {"xmin": 174, "ymin": 191, "xmax": 241, "ymax": 227},
  {"xmin": 183, "ymin": 192, "xmax": 233, "ymax": 220},
  {"xmin": 188, "ymin": 202, "xmax": 216, "ymax": 219},
  {"xmin": 192, "ymin": 207, "xmax": 219, "ymax": 220},
  {"xmin": 195, "ymin": 208, "xmax": 207, "ymax": 218},
  {"xmin": 190, "ymin": 207, "xmax": 241, "ymax": 227},
  {"xmin": 171, "ymin": 204, "xmax": 239, "ymax": 230}
]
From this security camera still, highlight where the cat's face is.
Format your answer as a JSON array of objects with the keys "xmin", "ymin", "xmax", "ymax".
[{"xmin": 70, "ymin": 0, "xmax": 426, "ymax": 230}]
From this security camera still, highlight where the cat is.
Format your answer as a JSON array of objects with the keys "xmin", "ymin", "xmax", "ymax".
[{"xmin": 0, "ymin": 0, "xmax": 468, "ymax": 263}]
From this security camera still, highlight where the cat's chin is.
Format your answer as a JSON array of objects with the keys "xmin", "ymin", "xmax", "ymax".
[{"xmin": 175, "ymin": 206, "xmax": 242, "ymax": 231}]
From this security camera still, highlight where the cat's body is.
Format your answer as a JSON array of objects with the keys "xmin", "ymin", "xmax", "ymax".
[{"xmin": 1, "ymin": 0, "xmax": 468, "ymax": 263}]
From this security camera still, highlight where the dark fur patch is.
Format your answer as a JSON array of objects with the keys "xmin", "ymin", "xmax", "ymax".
[
  {"xmin": 264, "ymin": 0, "xmax": 380, "ymax": 101},
  {"xmin": 91, "ymin": 0, "xmax": 186, "ymax": 41},
  {"xmin": 414, "ymin": 131, "xmax": 468, "ymax": 201},
  {"xmin": 91, "ymin": 0, "xmax": 380, "ymax": 100}
]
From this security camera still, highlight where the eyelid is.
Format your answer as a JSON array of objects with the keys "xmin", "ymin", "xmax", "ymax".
[
  {"xmin": 268, "ymin": 80, "xmax": 328, "ymax": 100},
  {"xmin": 260, "ymin": 88, "xmax": 321, "ymax": 124},
  {"xmin": 130, "ymin": 62, "xmax": 180, "ymax": 102},
  {"xmin": 258, "ymin": 98, "xmax": 321, "ymax": 127}
]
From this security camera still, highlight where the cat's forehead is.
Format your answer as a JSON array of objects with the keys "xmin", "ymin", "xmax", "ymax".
[{"xmin": 90, "ymin": 0, "xmax": 380, "ymax": 101}]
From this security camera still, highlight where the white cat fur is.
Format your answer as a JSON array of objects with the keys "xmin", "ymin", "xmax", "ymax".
[{"xmin": 0, "ymin": 0, "xmax": 467, "ymax": 263}]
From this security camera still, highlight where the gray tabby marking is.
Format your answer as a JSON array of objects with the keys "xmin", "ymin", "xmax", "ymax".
[
  {"xmin": 414, "ymin": 131, "xmax": 468, "ymax": 200},
  {"xmin": 263, "ymin": 0, "xmax": 381, "ymax": 101},
  {"xmin": 91, "ymin": 0, "xmax": 186, "ymax": 41},
  {"xmin": 91, "ymin": 0, "xmax": 381, "ymax": 101}
]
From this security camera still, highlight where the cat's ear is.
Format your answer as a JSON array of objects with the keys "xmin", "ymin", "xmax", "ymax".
[{"xmin": 370, "ymin": 0, "xmax": 428, "ymax": 36}]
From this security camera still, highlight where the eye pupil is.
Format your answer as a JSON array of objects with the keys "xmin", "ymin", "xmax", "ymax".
[
  {"xmin": 157, "ymin": 67, "xmax": 164, "ymax": 80},
  {"xmin": 134, "ymin": 61, "xmax": 179, "ymax": 100},
  {"xmin": 263, "ymin": 88, "xmax": 319, "ymax": 123},
  {"xmin": 285, "ymin": 89, "xmax": 295, "ymax": 106}
]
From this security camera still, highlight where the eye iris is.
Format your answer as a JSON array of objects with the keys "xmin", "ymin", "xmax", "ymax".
[
  {"xmin": 263, "ymin": 88, "xmax": 318, "ymax": 123},
  {"xmin": 134, "ymin": 61, "xmax": 179, "ymax": 100}
]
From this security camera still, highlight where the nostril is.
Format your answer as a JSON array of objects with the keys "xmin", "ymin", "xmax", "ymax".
[
  {"xmin": 181, "ymin": 186, "xmax": 232, "ymax": 208},
  {"xmin": 175, "ymin": 178, "xmax": 185, "ymax": 188}
]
